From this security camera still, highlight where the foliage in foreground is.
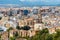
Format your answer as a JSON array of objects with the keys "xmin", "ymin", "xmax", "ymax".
[{"xmin": 27, "ymin": 28, "xmax": 60, "ymax": 40}]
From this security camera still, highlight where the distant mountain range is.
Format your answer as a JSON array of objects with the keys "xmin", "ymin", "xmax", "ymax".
[{"xmin": 0, "ymin": 0, "xmax": 60, "ymax": 7}]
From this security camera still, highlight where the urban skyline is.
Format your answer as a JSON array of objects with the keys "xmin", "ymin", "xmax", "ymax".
[{"xmin": 0, "ymin": 0, "xmax": 60, "ymax": 40}]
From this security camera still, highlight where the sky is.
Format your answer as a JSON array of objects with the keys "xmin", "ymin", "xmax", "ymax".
[{"xmin": 0, "ymin": 0, "xmax": 60, "ymax": 7}]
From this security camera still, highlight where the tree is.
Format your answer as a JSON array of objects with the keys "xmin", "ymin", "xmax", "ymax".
[
  {"xmin": 45, "ymin": 34, "xmax": 53, "ymax": 40},
  {"xmin": 14, "ymin": 31, "xmax": 19, "ymax": 38},
  {"xmin": 54, "ymin": 29, "xmax": 60, "ymax": 40},
  {"xmin": 16, "ymin": 25, "xmax": 21, "ymax": 30},
  {"xmin": 22, "ymin": 26, "xmax": 31, "ymax": 31},
  {"xmin": 7, "ymin": 27, "xmax": 13, "ymax": 31},
  {"xmin": 10, "ymin": 37, "xmax": 15, "ymax": 40},
  {"xmin": 27, "ymin": 28, "xmax": 60, "ymax": 40},
  {"xmin": 0, "ymin": 17, "xmax": 2, "ymax": 20},
  {"xmin": 29, "ymin": 28, "xmax": 49, "ymax": 40},
  {"xmin": 40, "ymin": 28, "xmax": 49, "ymax": 35}
]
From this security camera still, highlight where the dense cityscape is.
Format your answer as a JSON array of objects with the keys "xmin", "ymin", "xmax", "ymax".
[{"xmin": 0, "ymin": 6, "xmax": 60, "ymax": 40}]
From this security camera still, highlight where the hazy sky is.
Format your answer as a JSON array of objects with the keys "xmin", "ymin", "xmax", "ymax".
[{"xmin": 0, "ymin": 0, "xmax": 60, "ymax": 6}]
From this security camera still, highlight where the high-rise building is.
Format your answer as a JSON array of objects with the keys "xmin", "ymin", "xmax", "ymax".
[
  {"xmin": 33, "ymin": 9, "xmax": 38, "ymax": 14},
  {"xmin": 37, "ymin": 9, "xmax": 42, "ymax": 23},
  {"xmin": 23, "ymin": 9, "xmax": 29, "ymax": 15}
]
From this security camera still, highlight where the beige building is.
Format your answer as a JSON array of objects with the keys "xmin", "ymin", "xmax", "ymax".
[
  {"xmin": 9, "ymin": 29, "xmax": 17, "ymax": 37},
  {"xmin": 18, "ymin": 18, "xmax": 34, "ymax": 27},
  {"xmin": 34, "ymin": 23, "xmax": 44, "ymax": 31},
  {"xmin": 18, "ymin": 30, "xmax": 36, "ymax": 37},
  {"xmin": 18, "ymin": 20, "xmax": 25, "ymax": 27},
  {"xmin": 48, "ymin": 27, "xmax": 56, "ymax": 34},
  {"xmin": 1, "ymin": 16, "xmax": 9, "ymax": 21},
  {"xmin": 1, "ymin": 32, "xmax": 8, "ymax": 40}
]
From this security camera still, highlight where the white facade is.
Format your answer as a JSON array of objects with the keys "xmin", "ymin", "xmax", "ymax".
[{"xmin": 34, "ymin": 23, "xmax": 44, "ymax": 30}]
